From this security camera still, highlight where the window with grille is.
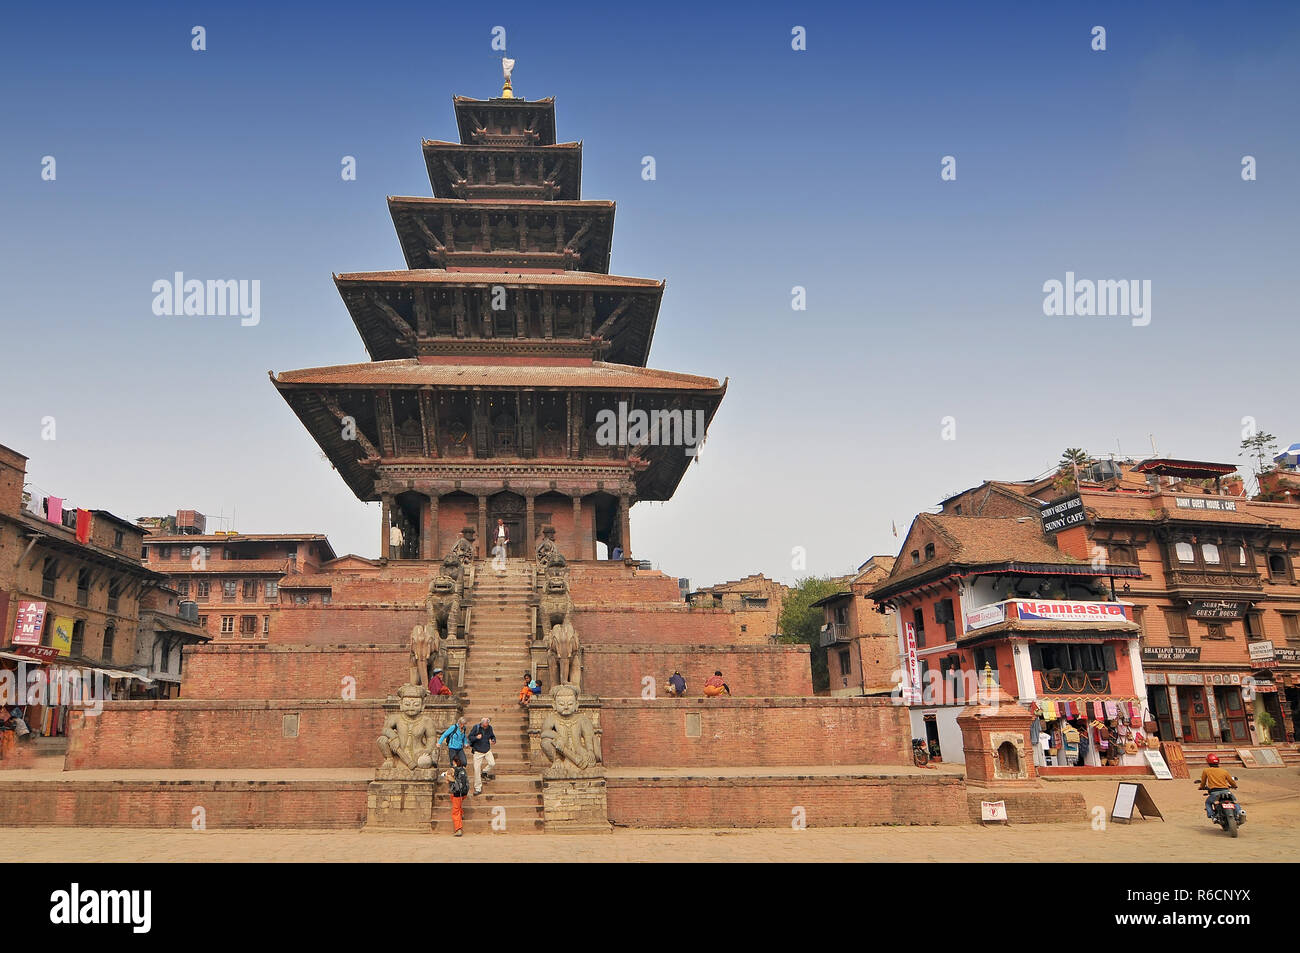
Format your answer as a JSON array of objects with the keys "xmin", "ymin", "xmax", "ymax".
[
  {"xmin": 220, "ymin": 616, "xmax": 235, "ymax": 634},
  {"xmin": 222, "ymin": 580, "xmax": 237, "ymax": 601},
  {"xmin": 239, "ymin": 615, "xmax": 257, "ymax": 635}
]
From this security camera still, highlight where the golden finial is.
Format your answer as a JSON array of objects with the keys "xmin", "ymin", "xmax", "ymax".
[{"xmin": 501, "ymin": 57, "xmax": 515, "ymax": 98}]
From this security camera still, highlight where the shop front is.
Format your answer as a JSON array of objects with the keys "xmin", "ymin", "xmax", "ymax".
[{"xmin": 1144, "ymin": 670, "xmax": 1255, "ymax": 745}]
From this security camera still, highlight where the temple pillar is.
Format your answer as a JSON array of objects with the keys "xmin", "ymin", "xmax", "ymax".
[
  {"xmin": 422, "ymin": 494, "xmax": 438, "ymax": 560},
  {"xmin": 573, "ymin": 495, "xmax": 584, "ymax": 559},
  {"xmin": 526, "ymin": 493, "xmax": 536, "ymax": 555},
  {"xmin": 380, "ymin": 493, "xmax": 392, "ymax": 561},
  {"xmin": 619, "ymin": 493, "xmax": 632, "ymax": 560},
  {"xmin": 477, "ymin": 495, "xmax": 488, "ymax": 559}
]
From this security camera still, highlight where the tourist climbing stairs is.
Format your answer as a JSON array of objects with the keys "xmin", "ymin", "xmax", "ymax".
[{"xmin": 447, "ymin": 558, "xmax": 544, "ymax": 833}]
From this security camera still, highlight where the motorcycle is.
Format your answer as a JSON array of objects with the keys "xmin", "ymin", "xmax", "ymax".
[{"xmin": 1199, "ymin": 778, "xmax": 1246, "ymax": 837}]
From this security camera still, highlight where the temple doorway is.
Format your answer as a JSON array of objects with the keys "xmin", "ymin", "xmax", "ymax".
[{"xmin": 488, "ymin": 491, "xmax": 525, "ymax": 558}]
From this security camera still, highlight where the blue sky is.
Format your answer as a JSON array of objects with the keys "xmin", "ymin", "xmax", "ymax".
[{"xmin": 1, "ymin": 1, "xmax": 1297, "ymax": 587}]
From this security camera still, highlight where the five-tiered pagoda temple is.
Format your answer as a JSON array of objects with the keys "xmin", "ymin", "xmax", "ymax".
[{"xmin": 273, "ymin": 70, "xmax": 726, "ymax": 562}]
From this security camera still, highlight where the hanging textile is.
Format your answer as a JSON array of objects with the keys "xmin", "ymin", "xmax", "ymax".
[
  {"xmin": 47, "ymin": 497, "xmax": 63, "ymax": 525},
  {"xmin": 75, "ymin": 509, "xmax": 92, "ymax": 543}
]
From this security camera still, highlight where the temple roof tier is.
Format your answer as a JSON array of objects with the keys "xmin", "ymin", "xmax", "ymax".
[
  {"xmin": 271, "ymin": 361, "xmax": 725, "ymax": 502},
  {"xmin": 422, "ymin": 141, "xmax": 582, "ymax": 200},
  {"xmin": 453, "ymin": 96, "xmax": 556, "ymax": 145},
  {"xmin": 334, "ymin": 270, "xmax": 663, "ymax": 366},
  {"xmin": 387, "ymin": 197, "xmax": 614, "ymax": 273}
]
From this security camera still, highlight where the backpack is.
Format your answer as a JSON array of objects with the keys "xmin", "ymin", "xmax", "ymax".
[{"xmin": 450, "ymin": 766, "xmax": 469, "ymax": 798}]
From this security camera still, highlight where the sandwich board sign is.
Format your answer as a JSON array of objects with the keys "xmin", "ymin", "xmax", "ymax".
[
  {"xmin": 980, "ymin": 800, "xmax": 1008, "ymax": 824},
  {"xmin": 1111, "ymin": 782, "xmax": 1163, "ymax": 823},
  {"xmin": 1144, "ymin": 750, "xmax": 1174, "ymax": 780}
]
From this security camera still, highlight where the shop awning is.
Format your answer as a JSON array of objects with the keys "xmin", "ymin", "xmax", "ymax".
[
  {"xmin": 0, "ymin": 651, "xmax": 45, "ymax": 664},
  {"xmin": 93, "ymin": 667, "xmax": 150, "ymax": 683}
]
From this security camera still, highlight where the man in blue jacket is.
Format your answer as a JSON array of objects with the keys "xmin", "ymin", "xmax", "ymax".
[{"xmin": 439, "ymin": 717, "xmax": 468, "ymax": 767}]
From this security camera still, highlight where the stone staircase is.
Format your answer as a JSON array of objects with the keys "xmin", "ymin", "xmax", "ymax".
[
  {"xmin": 1181, "ymin": 741, "xmax": 1300, "ymax": 768},
  {"xmin": 443, "ymin": 558, "xmax": 544, "ymax": 833}
]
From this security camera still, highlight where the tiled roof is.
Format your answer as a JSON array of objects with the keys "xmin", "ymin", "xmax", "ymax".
[
  {"xmin": 273, "ymin": 359, "xmax": 724, "ymax": 392},
  {"xmin": 334, "ymin": 269, "xmax": 662, "ymax": 289}
]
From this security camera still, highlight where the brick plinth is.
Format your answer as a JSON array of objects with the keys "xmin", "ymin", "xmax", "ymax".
[
  {"xmin": 64, "ymin": 698, "xmax": 460, "ymax": 770},
  {"xmin": 581, "ymin": 644, "xmax": 813, "ymax": 698},
  {"xmin": 572, "ymin": 607, "xmax": 732, "ymax": 645},
  {"xmin": 964, "ymin": 790, "xmax": 1087, "ymax": 823},
  {"xmin": 607, "ymin": 772, "xmax": 969, "ymax": 827},
  {"xmin": 0, "ymin": 779, "xmax": 368, "ymax": 828},
  {"xmin": 182, "ymin": 644, "xmax": 409, "ymax": 700},
  {"xmin": 598, "ymin": 698, "xmax": 912, "ymax": 768}
]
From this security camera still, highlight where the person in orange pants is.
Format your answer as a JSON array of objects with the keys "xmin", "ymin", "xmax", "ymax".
[
  {"xmin": 703, "ymin": 670, "xmax": 730, "ymax": 697},
  {"xmin": 441, "ymin": 762, "xmax": 470, "ymax": 836}
]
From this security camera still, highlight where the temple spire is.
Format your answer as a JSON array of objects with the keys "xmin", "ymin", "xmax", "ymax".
[{"xmin": 501, "ymin": 57, "xmax": 515, "ymax": 98}]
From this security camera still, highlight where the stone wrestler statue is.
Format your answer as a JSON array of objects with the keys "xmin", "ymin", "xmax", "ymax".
[
  {"xmin": 539, "ymin": 684, "xmax": 601, "ymax": 778},
  {"xmin": 377, "ymin": 684, "xmax": 439, "ymax": 773}
]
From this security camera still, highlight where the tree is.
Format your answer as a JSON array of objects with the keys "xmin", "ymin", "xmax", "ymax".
[
  {"xmin": 1240, "ymin": 431, "xmax": 1278, "ymax": 477},
  {"xmin": 776, "ymin": 576, "xmax": 843, "ymax": 693},
  {"xmin": 1053, "ymin": 447, "xmax": 1092, "ymax": 491}
]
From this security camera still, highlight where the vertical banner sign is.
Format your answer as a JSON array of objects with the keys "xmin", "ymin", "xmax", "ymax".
[
  {"xmin": 904, "ymin": 621, "xmax": 921, "ymax": 704},
  {"xmin": 51, "ymin": 616, "xmax": 74, "ymax": 657},
  {"xmin": 12, "ymin": 600, "xmax": 47, "ymax": 646}
]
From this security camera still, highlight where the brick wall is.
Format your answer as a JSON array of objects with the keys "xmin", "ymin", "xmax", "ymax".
[
  {"xmin": 569, "ymin": 564, "xmax": 683, "ymax": 604},
  {"xmin": 0, "ymin": 779, "xmax": 368, "ymax": 828},
  {"xmin": 573, "ymin": 607, "xmax": 732, "ymax": 645},
  {"xmin": 63, "ymin": 698, "xmax": 460, "ymax": 770},
  {"xmin": 607, "ymin": 773, "xmax": 969, "ymax": 827},
  {"xmin": 599, "ymin": 697, "xmax": 912, "ymax": 767},
  {"xmin": 582, "ymin": 644, "xmax": 813, "ymax": 698},
  {"xmin": 964, "ymin": 790, "xmax": 1087, "ymax": 823},
  {"xmin": 182, "ymin": 644, "xmax": 408, "ymax": 699}
]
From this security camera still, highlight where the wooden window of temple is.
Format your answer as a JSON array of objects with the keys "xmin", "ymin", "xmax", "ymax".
[
  {"xmin": 222, "ymin": 580, "xmax": 237, "ymax": 602},
  {"xmin": 912, "ymin": 607, "xmax": 927, "ymax": 648},
  {"xmin": 1110, "ymin": 543, "xmax": 1136, "ymax": 564},
  {"xmin": 924, "ymin": 543, "xmax": 935, "ymax": 560},
  {"xmin": 265, "ymin": 581, "xmax": 278, "ymax": 600},
  {"xmin": 1202, "ymin": 543, "xmax": 1221, "ymax": 565},
  {"xmin": 220, "ymin": 616, "xmax": 234, "ymax": 634},
  {"xmin": 263, "ymin": 615, "xmax": 270, "ymax": 635},
  {"xmin": 70, "ymin": 620, "xmax": 85, "ymax": 658},
  {"xmin": 197, "ymin": 616, "xmax": 207, "ymax": 628},
  {"xmin": 239, "ymin": 615, "xmax": 257, "ymax": 636},
  {"xmin": 1268, "ymin": 552, "xmax": 1292, "ymax": 582},
  {"xmin": 910, "ymin": 550, "xmax": 920, "ymax": 566},
  {"xmin": 1165, "ymin": 610, "xmax": 1189, "ymax": 643},
  {"xmin": 242, "ymin": 579, "xmax": 258, "ymax": 601},
  {"xmin": 1244, "ymin": 613, "xmax": 1264, "ymax": 640},
  {"xmin": 76, "ymin": 568, "xmax": 91, "ymax": 606},
  {"xmin": 1204, "ymin": 623, "xmax": 1228, "ymax": 640},
  {"xmin": 102, "ymin": 624, "xmax": 115, "ymax": 660},
  {"xmin": 838, "ymin": 649, "xmax": 852, "ymax": 678},
  {"xmin": 177, "ymin": 580, "xmax": 189, "ymax": 597},
  {"xmin": 197, "ymin": 580, "xmax": 210, "ymax": 600},
  {"xmin": 1283, "ymin": 613, "xmax": 1300, "ymax": 641},
  {"xmin": 107, "ymin": 578, "xmax": 121, "ymax": 613},
  {"xmin": 113, "ymin": 530, "xmax": 124, "ymax": 550},
  {"xmin": 1174, "ymin": 541, "xmax": 1195, "ymax": 563}
]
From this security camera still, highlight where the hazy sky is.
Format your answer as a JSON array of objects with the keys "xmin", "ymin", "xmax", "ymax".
[{"xmin": 2, "ymin": 1, "xmax": 1296, "ymax": 589}]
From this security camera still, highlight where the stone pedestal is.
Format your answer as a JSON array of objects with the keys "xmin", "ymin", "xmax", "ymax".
[
  {"xmin": 956, "ymin": 682, "xmax": 1040, "ymax": 788},
  {"xmin": 542, "ymin": 776, "xmax": 611, "ymax": 832},
  {"xmin": 365, "ymin": 778, "xmax": 436, "ymax": 831}
]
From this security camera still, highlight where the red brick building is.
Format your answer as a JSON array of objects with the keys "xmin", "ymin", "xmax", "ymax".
[
  {"xmin": 942, "ymin": 456, "xmax": 1300, "ymax": 756},
  {"xmin": 811, "ymin": 556, "xmax": 898, "ymax": 696},
  {"xmin": 871, "ymin": 514, "xmax": 1146, "ymax": 770},
  {"xmin": 140, "ymin": 527, "xmax": 336, "ymax": 642}
]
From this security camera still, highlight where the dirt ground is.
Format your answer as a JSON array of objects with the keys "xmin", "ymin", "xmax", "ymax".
[{"xmin": 4, "ymin": 768, "xmax": 1297, "ymax": 863}]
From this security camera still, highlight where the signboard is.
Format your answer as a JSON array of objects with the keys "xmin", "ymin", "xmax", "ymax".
[
  {"xmin": 1144, "ymin": 672, "xmax": 1167, "ymax": 685},
  {"xmin": 1166, "ymin": 672, "xmax": 1204, "ymax": 685},
  {"xmin": 1144, "ymin": 750, "xmax": 1174, "ymax": 780},
  {"xmin": 1254, "ymin": 748, "xmax": 1284, "ymax": 767},
  {"xmin": 1276, "ymin": 646, "xmax": 1300, "ymax": 663},
  {"xmin": 1142, "ymin": 646, "xmax": 1201, "ymax": 663},
  {"xmin": 50, "ymin": 616, "xmax": 74, "ymax": 658},
  {"xmin": 965, "ymin": 604, "xmax": 1006, "ymax": 632},
  {"xmin": 980, "ymin": 800, "xmax": 1008, "ymax": 823},
  {"xmin": 13, "ymin": 644, "xmax": 58, "ymax": 662},
  {"xmin": 1111, "ymin": 782, "xmax": 1164, "ymax": 823},
  {"xmin": 1040, "ymin": 494, "xmax": 1086, "ymax": 533},
  {"xmin": 903, "ymin": 622, "xmax": 921, "ymax": 704},
  {"xmin": 1190, "ymin": 600, "xmax": 1247, "ymax": 620},
  {"xmin": 1249, "ymin": 641, "xmax": 1275, "ymax": 662},
  {"xmin": 10, "ymin": 600, "xmax": 47, "ymax": 646},
  {"xmin": 1236, "ymin": 748, "xmax": 1259, "ymax": 768},
  {"xmin": 1206, "ymin": 673, "xmax": 1241, "ymax": 687},
  {"xmin": 1175, "ymin": 496, "xmax": 1237, "ymax": 511},
  {"xmin": 1014, "ymin": 600, "xmax": 1127, "ymax": 623}
]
